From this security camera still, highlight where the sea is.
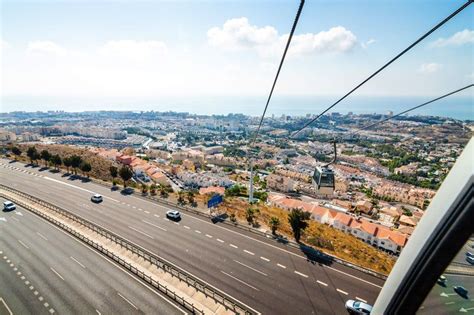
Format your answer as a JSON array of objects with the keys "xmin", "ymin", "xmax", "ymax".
[{"xmin": 1, "ymin": 95, "xmax": 473, "ymax": 121}]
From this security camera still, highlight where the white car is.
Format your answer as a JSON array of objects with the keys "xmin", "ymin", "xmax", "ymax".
[
  {"xmin": 166, "ymin": 210, "xmax": 181, "ymax": 220},
  {"xmin": 3, "ymin": 201, "xmax": 16, "ymax": 211},
  {"xmin": 91, "ymin": 194, "xmax": 103, "ymax": 203},
  {"xmin": 345, "ymin": 300, "xmax": 373, "ymax": 314}
]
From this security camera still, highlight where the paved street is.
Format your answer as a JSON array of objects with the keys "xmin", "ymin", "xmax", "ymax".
[
  {"xmin": 0, "ymin": 196, "xmax": 185, "ymax": 315},
  {"xmin": 0, "ymin": 159, "xmax": 385, "ymax": 314}
]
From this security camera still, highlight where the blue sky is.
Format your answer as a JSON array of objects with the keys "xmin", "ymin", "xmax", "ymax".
[{"xmin": 1, "ymin": 0, "xmax": 473, "ymax": 113}]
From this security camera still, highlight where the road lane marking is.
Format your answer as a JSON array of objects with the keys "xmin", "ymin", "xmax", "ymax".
[
  {"xmin": 138, "ymin": 208, "xmax": 143, "ymax": 211},
  {"xmin": 195, "ymin": 230, "xmax": 201, "ymax": 234},
  {"xmin": 49, "ymin": 308, "xmax": 55, "ymax": 314},
  {"xmin": 260, "ymin": 256, "xmax": 270, "ymax": 262},
  {"xmin": 230, "ymin": 244, "xmax": 238, "ymax": 249},
  {"xmin": 220, "ymin": 271, "xmax": 260, "ymax": 291},
  {"xmin": 18, "ymin": 240, "xmax": 29, "ymax": 249},
  {"xmin": 43, "ymin": 176, "xmax": 119, "ymax": 202},
  {"xmin": 205, "ymin": 234, "xmax": 213, "ymax": 238},
  {"xmin": 233, "ymin": 260, "xmax": 267, "ymax": 276},
  {"xmin": 356, "ymin": 297, "xmax": 367, "ymax": 303},
  {"xmin": 36, "ymin": 232, "xmax": 48, "ymax": 241},
  {"xmin": 337, "ymin": 289, "xmax": 348, "ymax": 295},
  {"xmin": 243, "ymin": 250, "xmax": 255, "ymax": 256},
  {"xmin": 144, "ymin": 210, "xmax": 150, "ymax": 214},
  {"xmin": 70, "ymin": 256, "xmax": 86, "ymax": 268},
  {"xmin": 277, "ymin": 263, "xmax": 287, "ymax": 269},
  {"xmin": 217, "ymin": 239, "xmax": 224, "ymax": 243},
  {"xmin": 12, "ymin": 217, "xmax": 20, "ymax": 222},
  {"xmin": 294, "ymin": 271, "xmax": 308, "ymax": 278},
  {"xmin": 154, "ymin": 214, "xmax": 160, "ymax": 218},
  {"xmin": 317, "ymin": 280, "xmax": 328, "ymax": 286},
  {"xmin": 142, "ymin": 220, "xmax": 167, "ymax": 232},
  {"xmin": 96, "ymin": 310, "xmax": 102, "ymax": 315},
  {"xmin": 50, "ymin": 267, "xmax": 64, "ymax": 280},
  {"xmin": 184, "ymin": 225, "xmax": 190, "ymax": 229},
  {"xmin": 44, "ymin": 302, "xmax": 49, "ymax": 307},
  {"xmin": 128, "ymin": 226, "xmax": 154, "ymax": 239},
  {"xmin": 445, "ymin": 302, "xmax": 455, "ymax": 305},
  {"xmin": 132, "ymin": 206, "xmax": 136, "ymax": 209},
  {"xmin": 0, "ymin": 298, "xmax": 13, "ymax": 315},
  {"xmin": 117, "ymin": 292, "xmax": 138, "ymax": 310}
]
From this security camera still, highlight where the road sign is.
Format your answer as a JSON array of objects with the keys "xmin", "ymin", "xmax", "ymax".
[{"xmin": 207, "ymin": 194, "xmax": 223, "ymax": 208}]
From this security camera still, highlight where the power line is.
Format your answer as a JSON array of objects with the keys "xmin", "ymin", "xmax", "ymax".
[
  {"xmin": 292, "ymin": 0, "xmax": 472, "ymax": 137},
  {"xmin": 351, "ymin": 84, "xmax": 473, "ymax": 135},
  {"xmin": 250, "ymin": 0, "xmax": 305, "ymax": 146}
]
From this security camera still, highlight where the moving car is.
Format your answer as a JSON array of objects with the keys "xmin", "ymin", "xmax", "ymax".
[
  {"xmin": 466, "ymin": 256, "xmax": 474, "ymax": 265},
  {"xmin": 345, "ymin": 300, "xmax": 373, "ymax": 314},
  {"xmin": 166, "ymin": 210, "xmax": 181, "ymax": 220},
  {"xmin": 453, "ymin": 286, "xmax": 469, "ymax": 298},
  {"xmin": 90, "ymin": 194, "xmax": 103, "ymax": 203},
  {"xmin": 437, "ymin": 275, "xmax": 447, "ymax": 286},
  {"xmin": 3, "ymin": 201, "xmax": 16, "ymax": 211},
  {"xmin": 466, "ymin": 252, "xmax": 474, "ymax": 258}
]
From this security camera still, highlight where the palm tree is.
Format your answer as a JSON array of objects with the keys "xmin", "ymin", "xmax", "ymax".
[
  {"xmin": 11, "ymin": 147, "xmax": 21, "ymax": 160},
  {"xmin": 141, "ymin": 183, "xmax": 149, "ymax": 194},
  {"xmin": 40, "ymin": 150, "xmax": 51, "ymax": 167},
  {"xmin": 80, "ymin": 162, "xmax": 92, "ymax": 177},
  {"xmin": 177, "ymin": 191, "xmax": 186, "ymax": 205},
  {"xmin": 245, "ymin": 207, "xmax": 259, "ymax": 225},
  {"xmin": 26, "ymin": 146, "xmax": 37, "ymax": 164},
  {"xmin": 119, "ymin": 166, "xmax": 133, "ymax": 188},
  {"xmin": 51, "ymin": 154, "xmax": 62, "ymax": 170},
  {"xmin": 70, "ymin": 155, "xmax": 82, "ymax": 175},
  {"xmin": 158, "ymin": 184, "xmax": 169, "ymax": 198},
  {"xmin": 150, "ymin": 184, "xmax": 157, "ymax": 195},
  {"xmin": 288, "ymin": 208, "xmax": 311, "ymax": 243},
  {"xmin": 187, "ymin": 191, "xmax": 195, "ymax": 205},
  {"xmin": 63, "ymin": 157, "xmax": 72, "ymax": 173},
  {"xmin": 269, "ymin": 217, "xmax": 280, "ymax": 235}
]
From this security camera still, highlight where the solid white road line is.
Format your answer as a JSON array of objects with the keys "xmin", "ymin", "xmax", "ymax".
[
  {"xmin": 117, "ymin": 292, "xmax": 138, "ymax": 310},
  {"xmin": 356, "ymin": 297, "xmax": 367, "ymax": 303},
  {"xmin": 337, "ymin": 289, "xmax": 348, "ymax": 295},
  {"xmin": 260, "ymin": 256, "xmax": 270, "ymax": 262},
  {"xmin": 317, "ymin": 280, "xmax": 328, "ymax": 286},
  {"xmin": 18, "ymin": 240, "xmax": 29, "ymax": 249},
  {"xmin": 128, "ymin": 226, "xmax": 154, "ymax": 239},
  {"xmin": 141, "ymin": 220, "xmax": 167, "ymax": 232},
  {"xmin": 230, "ymin": 244, "xmax": 238, "ymax": 249},
  {"xmin": 50, "ymin": 267, "xmax": 64, "ymax": 281},
  {"xmin": 0, "ymin": 297, "xmax": 13, "ymax": 315},
  {"xmin": 277, "ymin": 264, "xmax": 287, "ymax": 269},
  {"xmin": 70, "ymin": 256, "xmax": 86, "ymax": 268},
  {"xmin": 220, "ymin": 271, "xmax": 260, "ymax": 291},
  {"xmin": 294, "ymin": 271, "xmax": 308, "ymax": 278},
  {"xmin": 233, "ymin": 260, "xmax": 268, "ymax": 276},
  {"xmin": 36, "ymin": 232, "xmax": 48, "ymax": 241},
  {"xmin": 243, "ymin": 250, "xmax": 255, "ymax": 256}
]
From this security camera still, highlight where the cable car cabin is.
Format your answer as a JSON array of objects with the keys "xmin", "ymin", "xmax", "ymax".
[{"xmin": 312, "ymin": 166, "xmax": 335, "ymax": 196}]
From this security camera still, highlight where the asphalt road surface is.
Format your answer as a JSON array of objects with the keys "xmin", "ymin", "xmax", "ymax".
[
  {"xmin": 0, "ymin": 159, "xmax": 385, "ymax": 314},
  {"xmin": 0, "ymin": 196, "xmax": 185, "ymax": 315}
]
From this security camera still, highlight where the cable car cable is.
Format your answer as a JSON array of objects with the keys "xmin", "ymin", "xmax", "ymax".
[{"xmin": 292, "ymin": 0, "xmax": 472, "ymax": 138}]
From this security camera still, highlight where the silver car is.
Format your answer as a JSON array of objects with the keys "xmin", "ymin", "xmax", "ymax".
[
  {"xmin": 90, "ymin": 194, "xmax": 103, "ymax": 203},
  {"xmin": 166, "ymin": 210, "xmax": 181, "ymax": 220},
  {"xmin": 3, "ymin": 201, "xmax": 16, "ymax": 211},
  {"xmin": 345, "ymin": 300, "xmax": 373, "ymax": 314}
]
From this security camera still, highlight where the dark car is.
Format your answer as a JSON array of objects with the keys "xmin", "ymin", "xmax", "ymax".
[{"xmin": 453, "ymin": 286, "xmax": 468, "ymax": 298}]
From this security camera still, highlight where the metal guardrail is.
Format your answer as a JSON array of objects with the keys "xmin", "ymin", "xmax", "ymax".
[{"xmin": 0, "ymin": 184, "xmax": 255, "ymax": 315}]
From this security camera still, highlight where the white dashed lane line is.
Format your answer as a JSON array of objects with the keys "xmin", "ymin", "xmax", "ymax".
[
  {"xmin": 337, "ymin": 289, "xmax": 348, "ymax": 295},
  {"xmin": 277, "ymin": 264, "xmax": 286, "ymax": 269},
  {"xmin": 128, "ymin": 226, "xmax": 155, "ymax": 239},
  {"xmin": 317, "ymin": 280, "xmax": 328, "ymax": 286},
  {"xmin": 356, "ymin": 297, "xmax": 367, "ymax": 303},
  {"xmin": 205, "ymin": 234, "xmax": 212, "ymax": 238},
  {"xmin": 18, "ymin": 240, "xmax": 29, "ymax": 249},
  {"xmin": 233, "ymin": 260, "xmax": 268, "ymax": 276},
  {"xmin": 243, "ymin": 250, "xmax": 255, "ymax": 256},
  {"xmin": 260, "ymin": 256, "xmax": 270, "ymax": 262},
  {"xmin": 50, "ymin": 267, "xmax": 64, "ymax": 281},
  {"xmin": 220, "ymin": 271, "xmax": 260, "ymax": 291},
  {"xmin": 141, "ymin": 220, "xmax": 167, "ymax": 232},
  {"xmin": 217, "ymin": 239, "xmax": 224, "ymax": 243},
  {"xmin": 195, "ymin": 230, "xmax": 201, "ymax": 234},
  {"xmin": 294, "ymin": 271, "xmax": 308, "ymax": 278},
  {"xmin": 229, "ymin": 244, "xmax": 238, "ymax": 249}
]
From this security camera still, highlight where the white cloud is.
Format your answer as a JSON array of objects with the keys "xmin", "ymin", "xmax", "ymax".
[
  {"xmin": 98, "ymin": 40, "xmax": 168, "ymax": 61},
  {"xmin": 27, "ymin": 41, "xmax": 67, "ymax": 56},
  {"xmin": 361, "ymin": 38, "xmax": 376, "ymax": 49},
  {"xmin": 208, "ymin": 17, "xmax": 357, "ymax": 57},
  {"xmin": 431, "ymin": 29, "xmax": 474, "ymax": 48},
  {"xmin": 418, "ymin": 63, "xmax": 442, "ymax": 74},
  {"xmin": 207, "ymin": 17, "xmax": 278, "ymax": 51}
]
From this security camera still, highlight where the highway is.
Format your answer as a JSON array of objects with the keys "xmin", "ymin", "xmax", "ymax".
[
  {"xmin": 0, "ymin": 196, "xmax": 185, "ymax": 315},
  {"xmin": 0, "ymin": 159, "xmax": 385, "ymax": 314}
]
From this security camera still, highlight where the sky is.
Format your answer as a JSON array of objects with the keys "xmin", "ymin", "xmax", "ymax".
[{"xmin": 0, "ymin": 0, "xmax": 473, "ymax": 115}]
